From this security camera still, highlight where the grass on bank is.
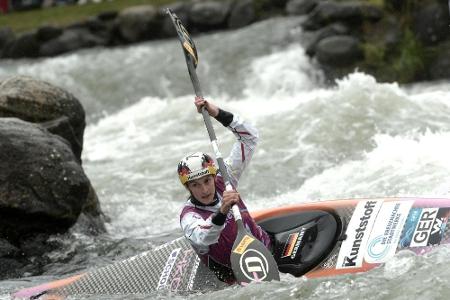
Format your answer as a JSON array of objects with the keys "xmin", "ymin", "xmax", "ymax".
[
  {"xmin": 362, "ymin": 29, "xmax": 427, "ymax": 83},
  {"xmin": 0, "ymin": 0, "xmax": 181, "ymax": 33}
]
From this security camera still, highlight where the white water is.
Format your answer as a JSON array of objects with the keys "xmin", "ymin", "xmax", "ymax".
[{"xmin": 1, "ymin": 16, "xmax": 450, "ymax": 299}]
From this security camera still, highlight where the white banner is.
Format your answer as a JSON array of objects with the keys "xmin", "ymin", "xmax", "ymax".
[
  {"xmin": 336, "ymin": 200, "xmax": 383, "ymax": 269},
  {"xmin": 365, "ymin": 201, "xmax": 413, "ymax": 263}
]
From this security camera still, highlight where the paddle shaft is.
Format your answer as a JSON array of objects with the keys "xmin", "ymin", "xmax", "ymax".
[
  {"xmin": 184, "ymin": 54, "xmax": 243, "ymax": 221},
  {"xmin": 167, "ymin": 8, "xmax": 243, "ymax": 221}
]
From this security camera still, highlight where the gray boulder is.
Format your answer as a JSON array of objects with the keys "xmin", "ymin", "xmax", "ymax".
[
  {"xmin": 39, "ymin": 28, "xmax": 106, "ymax": 57},
  {"xmin": 228, "ymin": 0, "xmax": 256, "ymax": 29},
  {"xmin": 0, "ymin": 118, "xmax": 104, "ymax": 279},
  {"xmin": 0, "ymin": 27, "xmax": 15, "ymax": 55},
  {"xmin": 412, "ymin": 2, "xmax": 449, "ymax": 45},
  {"xmin": 305, "ymin": 1, "xmax": 383, "ymax": 29},
  {"xmin": 428, "ymin": 42, "xmax": 450, "ymax": 80},
  {"xmin": 270, "ymin": 0, "xmax": 289, "ymax": 8},
  {"xmin": 86, "ymin": 14, "xmax": 122, "ymax": 45},
  {"xmin": 0, "ymin": 118, "xmax": 91, "ymax": 238},
  {"xmin": 382, "ymin": 16, "xmax": 403, "ymax": 53},
  {"xmin": 286, "ymin": 0, "xmax": 318, "ymax": 15},
  {"xmin": 0, "ymin": 239, "xmax": 20, "ymax": 258},
  {"xmin": 97, "ymin": 10, "xmax": 119, "ymax": 21},
  {"xmin": 36, "ymin": 25, "xmax": 63, "ymax": 42},
  {"xmin": 385, "ymin": 0, "xmax": 407, "ymax": 12},
  {"xmin": 0, "ymin": 238, "xmax": 23, "ymax": 278},
  {"xmin": 117, "ymin": 5, "xmax": 162, "ymax": 43},
  {"xmin": 189, "ymin": 1, "xmax": 232, "ymax": 29},
  {"xmin": 0, "ymin": 76, "xmax": 85, "ymax": 161},
  {"xmin": 1, "ymin": 32, "xmax": 40, "ymax": 59},
  {"xmin": 315, "ymin": 35, "xmax": 364, "ymax": 67},
  {"xmin": 305, "ymin": 22, "xmax": 350, "ymax": 56}
]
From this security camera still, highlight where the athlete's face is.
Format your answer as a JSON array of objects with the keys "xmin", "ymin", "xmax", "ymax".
[{"xmin": 187, "ymin": 175, "xmax": 216, "ymax": 205}]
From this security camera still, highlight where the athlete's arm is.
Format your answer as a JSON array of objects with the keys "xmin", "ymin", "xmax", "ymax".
[
  {"xmin": 222, "ymin": 114, "xmax": 258, "ymax": 187},
  {"xmin": 180, "ymin": 212, "xmax": 225, "ymax": 254},
  {"xmin": 194, "ymin": 96, "xmax": 259, "ymax": 187}
]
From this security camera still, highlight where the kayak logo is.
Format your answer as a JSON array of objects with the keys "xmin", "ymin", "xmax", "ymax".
[
  {"xmin": 410, "ymin": 208, "xmax": 449, "ymax": 247},
  {"xmin": 240, "ymin": 249, "xmax": 269, "ymax": 281},
  {"xmin": 365, "ymin": 201, "xmax": 413, "ymax": 264},
  {"xmin": 400, "ymin": 208, "xmax": 449, "ymax": 247},
  {"xmin": 170, "ymin": 249, "xmax": 195, "ymax": 291},
  {"xmin": 337, "ymin": 200, "xmax": 382, "ymax": 269},
  {"xmin": 157, "ymin": 248, "xmax": 181, "ymax": 290},
  {"xmin": 367, "ymin": 235, "xmax": 390, "ymax": 261},
  {"xmin": 282, "ymin": 227, "xmax": 306, "ymax": 259}
]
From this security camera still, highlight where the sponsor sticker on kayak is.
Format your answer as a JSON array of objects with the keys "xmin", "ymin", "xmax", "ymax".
[
  {"xmin": 404, "ymin": 208, "xmax": 450, "ymax": 247},
  {"xmin": 157, "ymin": 248, "xmax": 181, "ymax": 290},
  {"xmin": 170, "ymin": 249, "xmax": 196, "ymax": 291},
  {"xmin": 282, "ymin": 227, "xmax": 306, "ymax": 259},
  {"xmin": 428, "ymin": 208, "xmax": 450, "ymax": 245},
  {"xmin": 336, "ymin": 200, "xmax": 383, "ymax": 269},
  {"xmin": 410, "ymin": 208, "xmax": 439, "ymax": 247},
  {"xmin": 365, "ymin": 201, "xmax": 413, "ymax": 263}
]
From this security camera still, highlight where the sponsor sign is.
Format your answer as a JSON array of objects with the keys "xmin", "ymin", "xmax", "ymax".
[
  {"xmin": 410, "ymin": 208, "xmax": 449, "ymax": 247},
  {"xmin": 282, "ymin": 227, "xmax": 306, "ymax": 259},
  {"xmin": 336, "ymin": 200, "xmax": 383, "ymax": 269},
  {"xmin": 157, "ymin": 248, "xmax": 181, "ymax": 290},
  {"xmin": 365, "ymin": 201, "xmax": 413, "ymax": 263},
  {"xmin": 233, "ymin": 235, "xmax": 255, "ymax": 254}
]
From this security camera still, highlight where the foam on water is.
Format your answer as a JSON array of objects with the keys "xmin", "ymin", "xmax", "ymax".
[{"xmin": 261, "ymin": 131, "xmax": 450, "ymax": 209}]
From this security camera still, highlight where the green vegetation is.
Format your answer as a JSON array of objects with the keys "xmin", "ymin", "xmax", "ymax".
[
  {"xmin": 0, "ymin": 0, "xmax": 178, "ymax": 33},
  {"xmin": 361, "ymin": 29, "xmax": 426, "ymax": 83},
  {"xmin": 362, "ymin": 43, "xmax": 386, "ymax": 68},
  {"xmin": 391, "ymin": 29, "xmax": 425, "ymax": 82}
]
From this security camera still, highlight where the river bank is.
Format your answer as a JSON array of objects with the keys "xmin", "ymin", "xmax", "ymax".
[{"xmin": 1, "ymin": 0, "xmax": 449, "ymax": 83}]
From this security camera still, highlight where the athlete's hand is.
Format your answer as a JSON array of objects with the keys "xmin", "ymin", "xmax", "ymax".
[
  {"xmin": 194, "ymin": 96, "xmax": 219, "ymax": 117},
  {"xmin": 220, "ymin": 190, "xmax": 240, "ymax": 214}
]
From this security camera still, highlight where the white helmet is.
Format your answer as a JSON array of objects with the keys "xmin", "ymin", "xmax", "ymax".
[{"xmin": 177, "ymin": 152, "xmax": 218, "ymax": 185}]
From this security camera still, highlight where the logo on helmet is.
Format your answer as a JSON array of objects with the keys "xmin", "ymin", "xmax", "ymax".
[{"xmin": 187, "ymin": 169, "xmax": 210, "ymax": 181}]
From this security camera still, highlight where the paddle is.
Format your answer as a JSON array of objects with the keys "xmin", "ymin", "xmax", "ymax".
[{"xmin": 167, "ymin": 9, "xmax": 280, "ymax": 284}]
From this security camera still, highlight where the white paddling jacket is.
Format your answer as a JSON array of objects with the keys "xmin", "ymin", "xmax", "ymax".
[{"xmin": 179, "ymin": 110, "xmax": 271, "ymax": 282}]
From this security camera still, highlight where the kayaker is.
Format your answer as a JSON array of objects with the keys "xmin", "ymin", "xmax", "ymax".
[{"xmin": 178, "ymin": 96, "xmax": 272, "ymax": 283}]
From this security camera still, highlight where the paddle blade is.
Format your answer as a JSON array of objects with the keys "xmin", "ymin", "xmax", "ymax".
[
  {"xmin": 167, "ymin": 9, "xmax": 199, "ymax": 68},
  {"xmin": 230, "ymin": 222, "xmax": 280, "ymax": 284}
]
